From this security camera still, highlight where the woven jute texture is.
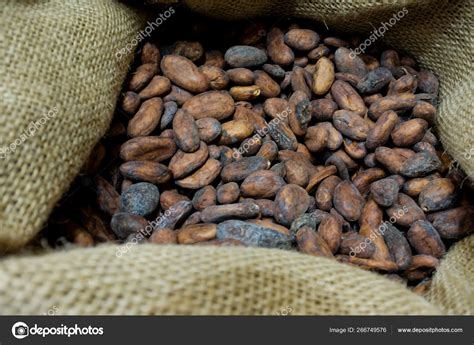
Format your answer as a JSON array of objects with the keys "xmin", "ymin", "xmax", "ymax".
[
  {"xmin": 0, "ymin": 0, "xmax": 473, "ymax": 315},
  {"xmin": 0, "ymin": 244, "xmax": 441, "ymax": 315},
  {"xmin": 0, "ymin": 0, "xmax": 145, "ymax": 251}
]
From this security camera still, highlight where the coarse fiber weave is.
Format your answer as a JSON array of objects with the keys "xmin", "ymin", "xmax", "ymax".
[{"xmin": 0, "ymin": 0, "xmax": 472, "ymax": 315}]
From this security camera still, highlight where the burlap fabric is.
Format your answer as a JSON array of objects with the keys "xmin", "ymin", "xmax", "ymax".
[{"xmin": 0, "ymin": 0, "xmax": 472, "ymax": 315}]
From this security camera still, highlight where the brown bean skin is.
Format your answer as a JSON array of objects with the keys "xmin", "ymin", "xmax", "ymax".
[
  {"xmin": 418, "ymin": 178, "xmax": 457, "ymax": 212},
  {"xmin": 160, "ymin": 190, "xmax": 190, "ymax": 210},
  {"xmin": 138, "ymin": 76, "xmax": 171, "ymax": 99},
  {"xmin": 175, "ymin": 159, "xmax": 222, "ymax": 189},
  {"xmin": 407, "ymin": 220, "xmax": 446, "ymax": 258},
  {"xmin": 120, "ymin": 136, "xmax": 177, "ymax": 162},
  {"xmin": 266, "ymin": 27, "xmax": 294, "ymax": 66},
  {"xmin": 182, "ymin": 91, "xmax": 235, "ymax": 121},
  {"xmin": 229, "ymin": 85, "xmax": 261, "ymax": 101},
  {"xmin": 221, "ymin": 156, "xmax": 270, "ymax": 182},
  {"xmin": 169, "ymin": 141, "xmax": 209, "ymax": 179},
  {"xmin": 120, "ymin": 161, "xmax": 171, "ymax": 185},
  {"xmin": 417, "ymin": 69, "xmax": 439, "ymax": 95},
  {"xmin": 257, "ymin": 140, "xmax": 279, "ymax": 162},
  {"xmin": 391, "ymin": 119, "xmax": 428, "ymax": 147},
  {"xmin": 163, "ymin": 85, "xmax": 193, "ymax": 106},
  {"xmin": 412, "ymin": 101, "xmax": 436, "ymax": 125},
  {"xmin": 122, "ymin": 91, "xmax": 141, "ymax": 114},
  {"xmin": 161, "ymin": 55, "xmax": 209, "ymax": 93},
  {"xmin": 333, "ymin": 110, "xmax": 369, "ymax": 140},
  {"xmin": 331, "ymin": 80, "xmax": 367, "ymax": 116},
  {"xmin": 177, "ymin": 224, "xmax": 217, "ymax": 244},
  {"xmin": 226, "ymin": 68, "xmax": 255, "ymax": 85},
  {"xmin": 382, "ymin": 222, "xmax": 413, "ymax": 270},
  {"xmin": 374, "ymin": 147, "xmax": 406, "ymax": 174},
  {"xmin": 370, "ymin": 177, "xmax": 399, "ymax": 207},
  {"xmin": 196, "ymin": 118, "xmax": 222, "ymax": 143},
  {"xmin": 318, "ymin": 214, "xmax": 342, "ymax": 253},
  {"xmin": 274, "ymin": 184, "xmax": 310, "ymax": 226},
  {"xmin": 368, "ymin": 93, "xmax": 417, "ymax": 120},
  {"xmin": 172, "ymin": 110, "xmax": 200, "ymax": 153},
  {"xmin": 426, "ymin": 206, "xmax": 474, "ymax": 239},
  {"xmin": 199, "ymin": 65, "xmax": 229, "ymax": 90},
  {"xmin": 359, "ymin": 199, "xmax": 392, "ymax": 262},
  {"xmin": 241, "ymin": 170, "xmax": 286, "ymax": 198},
  {"xmin": 200, "ymin": 202, "xmax": 260, "ymax": 223},
  {"xmin": 172, "ymin": 41, "xmax": 204, "ymax": 62},
  {"xmin": 217, "ymin": 182, "xmax": 240, "ymax": 204},
  {"xmin": 296, "ymin": 226, "xmax": 334, "ymax": 258},
  {"xmin": 291, "ymin": 66, "xmax": 312, "ymax": 99},
  {"xmin": 339, "ymin": 232, "xmax": 375, "ymax": 259},
  {"xmin": 387, "ymin": 74, "xmax": 417, "ymax": 96},
  {"xmin": 399, "ymin": 151, "xmax": 441, "ymax": 178},
  {"xmin": 333, "ymin": 181, "xmax": 365, "ymax": 222},
  {"xmin": 127, "ymin": 97, "xmax": 163, "ymax": 137},
  {"xmin": 289, "ymin": 92, "xmax": 311, "ymax": 136},
  {"xmin": 315, "ymin": 175, "xmax": 342, "ymax": 211},
  {"xmin": 254, "ymin": 70, "xmax": 280, "ymax": 98},
  {"xmin": 386, "ymin": 193, "xmax": 425, "ymax": 227},
  {"xmin": 204, "ymin": 50, "xmax": 225, "ymax": 68},
  {"xmin": 334, "ymin": 47, "xmax": 368, "ymax": 78},
  {"xmin": 284, "ymin": 159, "xmax": 309, "ymax": 187},
  {"xmin": 141, "ymin": 42, "xmax": 161, "ymax": 65},
  {"xmin": 310, "ymin": 99, "xmax": 337, "ymax": 121},
  {"xmin": 305, "ymin": 123, "xmax": 328, "ymax": 153},
  {"xmin": 352, "ymin": 168, "xmax": 386, "ymax": 195},
  {"xmin": 366, "ymin": 110, "xmax": 399, "ymax": 150},
  {"xmin": 192, "ymin": 186, "xmax": 217, "ymax": 211},
  {"xmin": 149, "ymin": 228, "xmax": 178, "ymax": 244},
  {"xmin": 402, "ymin": 174, "xmax": 440, "ymax": 197},
  {"xmin": 312, "ymin": 57, "xmax": 335, "ymax": 95},
  {"xmin": 218, "ymin": 119, "xmax": 254, "ymax": 146},
  {"xmin": 95, "ymin": 176, "xmax": 120, "ymax": 217},
  {"xmin": 128, "ymin": 63, "xmax": 159, "ymax": 92},
  {"xmin": 284, "ymin": 29, "xmax": 320, "ymax": 51},
  {"xmin": 110, "ymin": 212, "xmax": 149, "ymax": 240}
]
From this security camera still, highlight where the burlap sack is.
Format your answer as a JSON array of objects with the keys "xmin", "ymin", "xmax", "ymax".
[{"xmin": 0, "ymin": 0, "xmax": 472, "ymax": 315}]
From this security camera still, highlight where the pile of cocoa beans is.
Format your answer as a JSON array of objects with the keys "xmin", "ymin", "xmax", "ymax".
[{"xmin": 44, "ymin": 21, "xmax": 474, "ymax": 293}]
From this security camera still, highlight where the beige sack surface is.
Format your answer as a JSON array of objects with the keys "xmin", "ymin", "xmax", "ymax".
[{"xmin": 0, "ymin": 0, "xmax": 472, "ymax": 315}]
